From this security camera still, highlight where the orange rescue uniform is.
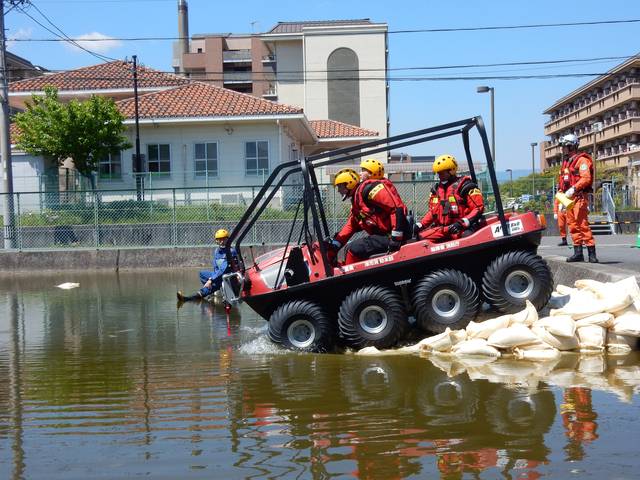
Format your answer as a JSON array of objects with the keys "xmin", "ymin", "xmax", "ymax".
[
  {"xmin": 565, "ymin": 152, "xmax": 595, "ymax": 247},
  {"xmin": 418, "ymin": 175, "xmax": 485, "ymax": 243},
  {"xmin": 553, "ymin": 197, "xmax": 568, "ymax": 240}
]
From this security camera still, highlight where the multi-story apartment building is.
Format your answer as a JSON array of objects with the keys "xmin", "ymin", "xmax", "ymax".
[
  {"xmin": 542, "ymin": 57, "xmax": 640, "ymax": 173},
  {"xmin": 172, "ymin": 2, "xmax": 388, "ymax": 161}
]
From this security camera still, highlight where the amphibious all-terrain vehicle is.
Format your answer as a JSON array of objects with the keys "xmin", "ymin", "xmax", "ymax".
[{"xmin": 222, "ymin": 117, "xmax": 553, "ymax": 352}]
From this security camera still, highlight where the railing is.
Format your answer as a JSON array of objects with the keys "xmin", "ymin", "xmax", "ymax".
[{"xmin": 602, "ymin": 183, "xmax": 617, "ymax": 235}]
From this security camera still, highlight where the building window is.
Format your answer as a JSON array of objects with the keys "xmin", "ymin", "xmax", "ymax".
[
  {"xmin": 147, "ymin": 144, "xmax": 171, "ymax": 175},
  {"xmin": 245, "ymin": 141, "xmax": 269, "ymax": 176},
  {"xmin": 194, "ymin": 142, "xmax": 218, "ymax": 177},
  {"xmin": 99, "ymin": 151, "xmax": 121, "ymax": 180}
]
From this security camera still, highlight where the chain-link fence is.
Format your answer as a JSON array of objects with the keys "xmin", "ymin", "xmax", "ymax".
[
  {"xmin": 5, "ymin": 176, "xmax": 629, "ymax": 251},
  {"xmin": 0, "ymin": 181, "xmax": 449, "ymax": 250}
]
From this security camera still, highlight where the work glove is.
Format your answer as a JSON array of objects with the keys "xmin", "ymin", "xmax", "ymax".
[
  {"xmin": 325, "ymin": 237, "xmax": 341, "ymax": 250},
  {"xmin": 553, "ymin": 213, "xmax": 558, "ymax": 220},
  {"xmin": 558, "ymin": 203, "xmax": 566, "ymax": 213},
  {"xmin": 389, "ymin": 238, "xmax": 402, "ymax": 251},
  {"xmin": 447, "ymin": 221, "xmax": 463, "ymax": 235},
  {"xmin": 565, "ymin": 187, "xmax": 575, "ymax": 199},
  {"xmin": 413, "ymin": 222, "xmax": 423, "ymax": 237}
]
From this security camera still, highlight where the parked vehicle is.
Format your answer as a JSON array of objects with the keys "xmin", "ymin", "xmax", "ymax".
[{"xmin": 222, "ymin": 118, "xmax": 553, "ymax": 352}]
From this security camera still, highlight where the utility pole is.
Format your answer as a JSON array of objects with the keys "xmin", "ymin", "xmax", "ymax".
[
  {"xmin": 591, "ymin": 121, "xmax": 603, "ymax": 212},
  {"xmin": 0, "ymin": 1, "xmax": 24, "ymax": 249},
  {"xmin": 132, "ymin": 55, "xmax": 143, "ymax": 201}
]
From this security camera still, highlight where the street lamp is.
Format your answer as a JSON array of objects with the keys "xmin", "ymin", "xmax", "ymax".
[
  {"xmin": 531, "ymin": 142, "xmax": 538, "ymax": 199},
  {"xmin": 505, "ymin": 168, "xmax": 513, "ymax": 198},
  {"xmin": 477, "ymin": 86, "xmax": 495, "ymax": 166}
]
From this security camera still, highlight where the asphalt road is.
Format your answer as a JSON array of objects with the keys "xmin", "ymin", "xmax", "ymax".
[{"xmin": 539, "ymin": 234, "xmax": 640, "ymax": 272}]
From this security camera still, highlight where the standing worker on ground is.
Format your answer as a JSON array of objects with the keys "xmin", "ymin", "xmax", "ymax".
[
  {"xmin": 177, "ymin": 228, "xmax": 238, "ymax": 302},
  {"xmin": 414, "ymin": 154, "xmax": 485, "ymax": 243},
  {"xmin": 554, "ymin": 198, "xmax": 569, "ymax": 246},
  {"xmin": 558, "ymin": 134, "xmax": 599, "ymax": 263},
  {"xmin": 329, "ymin": 168, "xmax": 408, "ymax": 264}
]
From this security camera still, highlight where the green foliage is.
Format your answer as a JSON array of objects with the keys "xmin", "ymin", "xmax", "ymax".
[{"xmin": 14, "ymin": 87, "xmax": 131, "ymax": 187}]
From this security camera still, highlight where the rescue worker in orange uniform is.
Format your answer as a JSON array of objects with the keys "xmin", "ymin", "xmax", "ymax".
[
  {"xmin": 558, "ymin": 134, "xmax": 599, "ymax": 263},
  {"xmin": 359, "ymin": 158, "xmax": 403, "ymax": 201},
  {"xmin": 329, "ymin": 168, "xmax": 408, "ymax": 264},
  {"xmin": 414, "ymin": 154, "xmax": 485, "ymax": 243},
  {"xmin": 553, "ymin": 197, "xmax": 569, "ymax": 246}
]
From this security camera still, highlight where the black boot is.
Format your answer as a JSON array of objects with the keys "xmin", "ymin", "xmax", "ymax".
[
  {"xmin": 566, "ymin": 246, "xmax": 584, "ymax": 263},
  {"xmin": 177, "ymin": 291, "xmax": 203, "ymax": 302},
  {"xmin": 557, "ymin": 237, "xmax": 568, "ymax": 246},
  {"xmin": 587, "ymin": 245, "xmax": 599, "ymax": 263}
]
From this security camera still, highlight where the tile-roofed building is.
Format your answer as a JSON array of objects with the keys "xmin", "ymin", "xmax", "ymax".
[
  {"xmin": 268, "ymin": 19, "xmax": 373, "ymax": 34},
  {"xmin": 9, "ymin": 60, "xmax": 188, "ymax": 93},
  {"xmin": 309, "ymin": 120, "xmax": 377, "ymax": 139},
  {"xmin": 116, "ymin": 82, "xmax": 302, "ymax": 119}
]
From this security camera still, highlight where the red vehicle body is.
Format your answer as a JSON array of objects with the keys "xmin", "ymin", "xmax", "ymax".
[{"xmin": 222, "ymin": 118, "xmax": 553, "ymax": 352}]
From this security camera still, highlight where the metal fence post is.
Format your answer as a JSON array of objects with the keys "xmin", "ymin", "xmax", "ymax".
[
  {"xmin": 172, "ymin": 188, "xmax": 178, "ymax": 246},
  {"xmin": 94, "ymin": 191, "xmax": 99, "ymax": 248},
  {"xmin": 15, "ymin": 192, "xmax": 21, "ymax": 251}
]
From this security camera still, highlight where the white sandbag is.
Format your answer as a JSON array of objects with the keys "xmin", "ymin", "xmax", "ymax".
[
  {"xmin": 575, "ymin": 312, "xmax": 614, "ymax": 328},
  {"xmin": 487, "ymin": 324, "xmax": 540, "ymax": 349},
  {"xmin": 612, "ymin": 310, "xmax": 640, "ymax": 337},
  {"xmin": 450, "ymin": 329, "xmax": 468, "ymax": 345},
  {"xmin": 531, "ymin": 325, "xmax": 579, "ymax": 351},
  {"xmin": 576, "ymin": 324, "xmax": 606, "ymax": 351},
  {"xmin": 451, "ymin": 338, "xmax": 501, "ymax": 357},
  {"xmin": 466, "ymin": 315, "xmax": 511, "ymax": 339},
  {"xmin": 356, "ymin": 346, "xmax": 383, "ymax": 355},
  {"xmin": 513, "ymin": 347, "xmax": 561, "ymax": 361},
  {"xmin": 416, "ymin": 328, "xmax": 453, "ymax": 352},
  {"xmin": 614, "ymin": 305, "xmax": 640, "ymax": 317},
  {"xmin": 576, "ymin": 277, "xmax": 635, "ymax": 313},
  {"xmin": 509, "ymin": 300, "xmax": 538, "ymax": 326},
  {"xmin": 534, "ymin": 315, "xmax": 576, "ymax": 338},
  {"xmin": 606, "ymin": 331, "xmax": 637, "ymax": 354},
  {"xmin": 511, "ymin": 338, "xmax": 554, "ymax": 350},
  {"xmin": 550, "ymin": 288, "xmax": 604, "ymax": 319},
  {"xmin": 555, "ymin": 284, "xmax": 577, "ymax": 296},
  {"xmin": 614, "ymin": 276, "xmax": 640, "ymax": 311}
]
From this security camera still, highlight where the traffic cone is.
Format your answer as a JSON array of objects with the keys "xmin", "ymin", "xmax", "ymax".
[{"xmin": 634, "ymin": 224, "xmax": 640, "ymax": 248}]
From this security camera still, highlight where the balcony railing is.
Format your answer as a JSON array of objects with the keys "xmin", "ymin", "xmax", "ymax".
[
  {"xmin": 223, "ymin": 50, "xmax": 252, "ymax": 63},
  {"xmin": 223, "ymin": 71, "xmax": 253, "ymax": 84}
]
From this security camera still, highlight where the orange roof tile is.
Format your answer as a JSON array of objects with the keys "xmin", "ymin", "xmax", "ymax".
[
  {"xmin": 309, "ymin": 119, "xmax": 378, "ymax": 139},
  {"xmin": 117, "ymin": 82, "xmax": 303, "ymax": 119},
  {"xmin": 9, "ymin": 60, "xmax": 189, "ymax": 93}
]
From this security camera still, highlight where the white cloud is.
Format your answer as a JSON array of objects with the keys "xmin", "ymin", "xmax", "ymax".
[
  {"xmin": 7, "ymin": 27, "xmax": 33, "ymax": 48},
  {"xmin": 64, "ymin": 32, "xmax": 123, "ymax": 54}
]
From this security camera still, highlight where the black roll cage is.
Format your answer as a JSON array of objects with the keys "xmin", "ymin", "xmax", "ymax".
[{"xmin": 226, "ymin": 116, "xmax": 508, "ymax": 275}]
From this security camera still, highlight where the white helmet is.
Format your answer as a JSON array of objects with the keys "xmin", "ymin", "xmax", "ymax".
[{"xmin": 559, "ymin": 133, "xmax": 579, "ymax": 147}]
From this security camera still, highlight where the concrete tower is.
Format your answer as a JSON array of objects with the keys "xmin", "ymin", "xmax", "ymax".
[{"xmin": 177, "ymin": 0, "xmax": 189, "ymax": 72}]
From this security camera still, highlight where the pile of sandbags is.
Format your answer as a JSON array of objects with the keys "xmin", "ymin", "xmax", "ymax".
[{"xmin": 356, "ymin": 276, "xmax": 640, "ymax": 359}]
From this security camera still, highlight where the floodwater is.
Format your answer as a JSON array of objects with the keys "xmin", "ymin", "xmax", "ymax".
[{"xmin": 1, "ymin": 270, "xmax": 639, "ymax": 480}]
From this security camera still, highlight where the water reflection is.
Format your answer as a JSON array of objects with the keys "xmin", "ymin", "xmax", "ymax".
[{"xmin": 0, "ymin": 270, "xmax": 638, "ymax": 479}]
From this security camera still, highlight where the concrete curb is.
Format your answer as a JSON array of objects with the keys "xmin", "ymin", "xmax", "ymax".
[{"xmin": 542, "ymin": 254, "xmax": 640, "ymax": 286}]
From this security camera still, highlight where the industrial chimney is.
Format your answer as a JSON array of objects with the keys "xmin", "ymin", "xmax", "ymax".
[{"xmin": 177, "ymin": 0, "xmax": 189, "ymax": 73}]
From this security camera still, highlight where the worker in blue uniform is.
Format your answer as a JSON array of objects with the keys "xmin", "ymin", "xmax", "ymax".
[{"xmin": 177, "ymin": 228, "xmax": 237, "ymax": 302}]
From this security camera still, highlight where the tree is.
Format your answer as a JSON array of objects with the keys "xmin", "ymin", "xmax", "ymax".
[{"xmin": 14, "ymin": 86, "xmax": 132, "ymax": 189}]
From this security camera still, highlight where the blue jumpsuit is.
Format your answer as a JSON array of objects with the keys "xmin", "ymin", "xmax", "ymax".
[{"xmin": 198, "ymin": 247, "xmax": 237, "ymax": 297}]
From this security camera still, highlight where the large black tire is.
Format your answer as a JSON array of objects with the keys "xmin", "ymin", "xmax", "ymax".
[
  {"xmin": 482, "ymin": 251, "xmax": 553, "ymax": 313},
  {"xmin": 412, "ymin": 269, "xmax": 481, "ymax": 334},
  {"xmin": 268, "ymin": 300, "xmax": 334, "ymax": 353},
  {"xmin": 338, "ymin": 286, "xmax": 409, "ymax": 350}
]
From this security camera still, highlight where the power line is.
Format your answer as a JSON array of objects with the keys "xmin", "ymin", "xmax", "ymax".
[
  {"xmin": 8, "ymin": 72, "xmax": 631, "ymax": 83},
  {"xmin": 16, "ymin": 1, "xmax": 118, "ymax": 63},
  {"xmin": 7, "ymin": 54, "xmax": 636, "ymax": 76},
  {"xmin": 8, "ymin": 18, "xmax": 640, "ymax": 43}
]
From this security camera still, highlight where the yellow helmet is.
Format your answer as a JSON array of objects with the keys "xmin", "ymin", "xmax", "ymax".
[
  {"xmin": 360, "ymin": 158, "xmax": 385, "ymax": 179},
  {"xmin": 333, "ymin": 168, "xmax": 360, "ymax": 191},
  {"xmin": 432, "ymin": 154, "xmax": 458, "ymax": 174},
  {"xmin": 214, "ymin": 228, "xmax": 229, "ymax": 240}
]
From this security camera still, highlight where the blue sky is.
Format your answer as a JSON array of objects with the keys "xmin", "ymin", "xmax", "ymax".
[{"xmin": 7, "ymin": 0, "xmax": 640, "ymax": 171}]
